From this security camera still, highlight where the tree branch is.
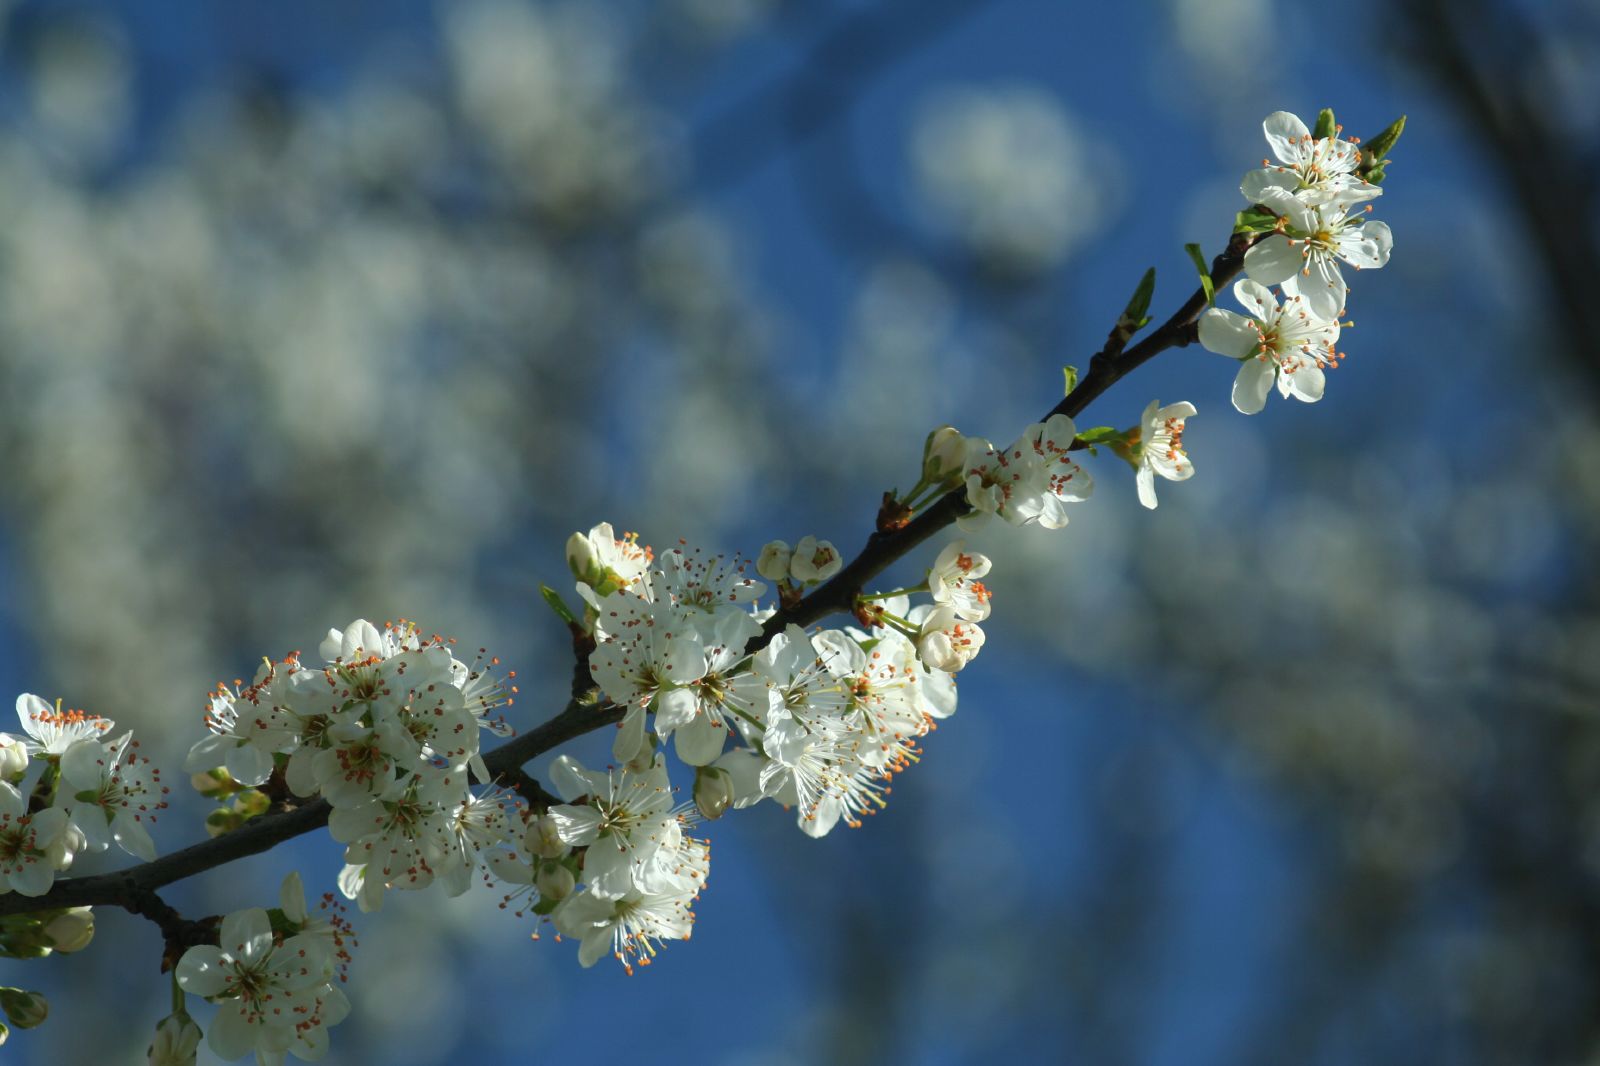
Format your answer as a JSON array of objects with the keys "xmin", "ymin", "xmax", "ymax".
[{"xmin": 2, "ymin": 232, "xmax": 1247, "ymax": 921}]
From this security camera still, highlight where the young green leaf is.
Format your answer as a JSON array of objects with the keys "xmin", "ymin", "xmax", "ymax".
[
  {"xmin": 1313, "ymin": 108, "xmax": 1337, "ymax": 139},
  {"xmin": 1184, "ymin": 243, "xmax": 1215, "ymax": 306}
]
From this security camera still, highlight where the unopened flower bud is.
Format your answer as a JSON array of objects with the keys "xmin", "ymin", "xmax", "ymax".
[
  {"xmin": 922, "ymin": 425, "xmax": 967, "ymax": 484},
  {"xmin": 525, "ymin": 814, "xmax": 569, "ymax": 860},
  {"xmin": 565, "ymin": 531, "xmax": 600, "ymax": 585},
  {"xmin": 756, "ymin": 540, "xmax": 792, "ymax": 582},
  {"xmin": 42, "ymin": 908, "xmax": 94, "ymax": 953},
  {"xmin": 694, "ymin": 766, "xmax": 735, "ymax": 821},
  {"xmin": 0, "ymin": 988, "xmax": 47, "ymax": 1029},
  {"xmin": 536, "ymin": 860, "xmax": 575, "ymax": 902},
  {"xmin": 0, "ymin": 735, "xmax": 26, "ymax": 783},
  {"xmin": 147, "ymin": 1010, "xmax": 202, "ymax": 1066},
  {"xmin": 790, "ymin": 536, "xmax": 842, "ymax": 583}
]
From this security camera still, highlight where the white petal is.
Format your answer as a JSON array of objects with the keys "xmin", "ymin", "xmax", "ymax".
[
  {"xmin": 673, "ymin": 714, "xmax": 728, "ymax": 767},
  {"xmin": 1241, "ymin": 167, "xmax": 1297, "ymax": 204},
  {"xmin": 1338, "ymin": 220, "xmax": 1392, "ymax": 269},
  {"xmin": 175, "ymin": 945, "xmax": 231, "ymax": 997},
  {"xmin": 611, "ymin": 705, "xmax": 647, "ymax": 764},
  {"xmin": 1262, "ymin": 111, "xmax": 1310, "ymax": 164},
  {"xmin": 1136, "ymin": 465, "xmax": 1158, "ymax": 509},
  {"xmin": 1197, "ymin": 308, "xmax": 1259, "ymax": 360},
  {"xmin": 111, "ymin": 813, "xmax": 157, "ymax": 862},
  {"xmin": 1232, "ymin": 359, "xmax": 1275, "ymax": 415},
  {"xmin": 1233, "ymin": 279, "xmax": 1278, "ymax": 322},
  {"xmin": 1282, "ymin": 362, "xmax": 1326, "ymax": 403},
  {"xmin": 1242, "ymin": 234, "xmax": 1301, "ymax": 287}
]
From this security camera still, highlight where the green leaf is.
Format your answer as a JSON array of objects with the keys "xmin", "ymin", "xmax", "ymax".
[
  {"xmin": 1184, "ymin": 243, "xmax": 1216, "ymax": 305},
  {"xmin": 1062, "ymin": 365, "xmax": 1079, "ymax": 395},
  {"xmin": 1363, "ymin": 114, "xmax": 1406, "ymax": 164},
  {"xmin": 1233, "ymin": 207, "xmax": 1281, "ymax": 234},
  {"xmin": 539, "ymin": 583, "xmax": 578, "ymax": 627},
  {"xmin": 1075, "ymin": 426, "xmax": 1121, "ymax": 445},
  {"xmin": 1121, "ymin": 267, "xmax": 1156, "ymax": 327},
  {"xmin": 531, "ymin": 896, "xmax": 560, "ymax": 916},
  {"xmin": 1313, "ymin": 108, "xmax": 1337, "ymax": 140}
]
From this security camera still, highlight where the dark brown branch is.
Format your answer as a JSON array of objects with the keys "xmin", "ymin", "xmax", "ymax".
[
  {"xmin": 0, "ymin": 697, "xmax": 623, "ymax": 918},
  {"xmin": 2, "ymin": 233, "xmax": 1248, "ymax": 923},
  {"xmin": 755, "ymin": 234, "xmax": 1253, "ymax": 645}
]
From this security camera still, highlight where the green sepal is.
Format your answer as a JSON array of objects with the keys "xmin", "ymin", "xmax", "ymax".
[
  {"xmin": 1184, "ymin": 243, "xmax": 1215, "ymax": 305},
  {"xmin": 1313, "ymin": 108, "xmax": 1337, "ymax": 139},
  {"xmin": 539, "ymin": 584, "xmax": 579, "ymax": 627},
  {"xmin": 1365, "ymin": 162, "xmax": 1387, "ymax": 185},
  {"xmin": 1363, "ymin": 114, "xmax": 1406, "ymax": 165},
  {"xmin": 1233, "ymin": 207, "xmax": 1280, "ymax": 234},
  {"xmin": 531, "ymin": 896, "xmax": 561, "ymax": 916},
  {"xmin": 232, "ymin": 789, "xmax": 271, "ymax": 819}
]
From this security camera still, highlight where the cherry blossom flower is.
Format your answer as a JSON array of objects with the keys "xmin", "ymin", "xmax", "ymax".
[
  {"xmin": 927, "ymin": 541, "xmax": 993, "ymax": 621},
  {"xmin": 547, "ymin": 755, "xmax": 678, "ymax": 900},
  {"xmin": 14, "ymin": 694, "xmax": 112, "ymax": 757},
  {"xmin": 1243, "ymin": 198, "xmax": 1392, "ymax": 319},
  {"xmin": 1199, "ymin": 280, "xmax": 1341, "ymax": 414},
  {"xmin": 175, "ymin": 905, "xmax": 343, "ymax": 1064},
  {"xmin": 1241, "ymin": 110, "xmax": 1381, "ymax": 210},
  {"xmin": 915, "ymin": 605, "xmax": 985, "ymax": 673},
  {"xmin": 0, "ymin": 783, "xmax": 69, "ymax": 896},
  {"xmin": 790, "ymin": 536, "xmax": 842, "ymax": 583},
  {"xmin": 58, "ymin": 731, "xmax": 169, "ymax": 862},
  {"xmin": 552, "ymin": 884, "xmax": 696, "ymax": 974},
  {"xmin": 1133, "ymin": 400, "xmax": 1196, "ymax": 510},
  {"xmin": 963, "ymin": 414, "xmax": 1092, "ymax": 530}
]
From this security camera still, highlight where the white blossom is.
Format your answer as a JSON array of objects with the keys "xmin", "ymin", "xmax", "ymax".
[
  {"xmin": 1199, "ymin": 279, "xmax": 1341, "ymax": 415},
  {"xmin": 1133, "ymin": 400, "xmax": 1196, "ymax": 509},
  {"xmin": 15, "ymin": 694, "xmax": 113, "ymax": 756},
  {"xmin": 1243, "ymin": 198, "xmax": 1392, "ymax": 319},
  {"xmin": 58, "ymin": 731, "xmax": 168, "ymax": 861},
  {"xmin": 927, "ymin": 541, "xmax": 993, "ymax": 621},
  {"xmin": 1242, "ymin": 110, "xmax": 1381, "ymax": 210},
  {"xmin": 790, "ymin": 535, "xmax": 842, "ymax": 583},
  {"xmin": 915, "ymin": 605, "xmax": 985, "ymax": 673},
  {"xmin": 0, "ymin": 783, "xmax": 69, "ymax": 896}
]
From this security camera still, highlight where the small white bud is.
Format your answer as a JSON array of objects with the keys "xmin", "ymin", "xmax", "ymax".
[
  {"xmin": 0, "ymin": 988, "xmax": 47, "ymax": 1029},
  {"xmin": 0, "ymin": 735, "xmax": 26, "ymax": 783},
  {"xmin": 693, "ymin": 766, "xmax": 735, "ymax": 821},
  {"xmin": 147, "ymin": 1010, "xmax": 202, "ymax": 1066},
  {"xmin": 756, "ymin": 540, "xmax": 793, "ymax": 582},
  {"xmin": 922, "ymin": 425, "xmax": 967, "ymax": 482},
  {"xmin": 565, "ymin": 531, "xmax": 599, "ymax": 584},
  {"xmin": 524, "ymin": 814, "xmax": 569, "ymax": 860},
  {"xmin": 42, "ymin": 908, "xmax": 95, "ymax": 953},
  {"xmin": 790, "ymin": 535, "xmax": 842, "ymax": 583},
  {"xmin": 536, "ymin": 860, "xmax": 575, "ymax": 902}
]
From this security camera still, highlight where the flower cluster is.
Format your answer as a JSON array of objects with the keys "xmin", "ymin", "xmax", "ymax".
[
  {"xmin": 185, "ymin": 620, "xmax": 521, "ymax": 912},
  {"xmin": 1202, "ymin": 110, "xmax": 1394, "ymax": 412},
  {"xmin": 0, "ymin": 694, "xmax": 168, "ymax": 899},
  {"xmin": 174, "ymin": 872, "xmax": 355, "ymax": 1065},
  {"xmin": 571, "ymin": 525, "xmax": 966, "ymax": 858}
]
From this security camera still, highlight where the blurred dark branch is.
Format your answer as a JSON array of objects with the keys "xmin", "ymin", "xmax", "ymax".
[{"xmin": 1397, "ymin": 0, "xmax": 1600, "ymax": 394}]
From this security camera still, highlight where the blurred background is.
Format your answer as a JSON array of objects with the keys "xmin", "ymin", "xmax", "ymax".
[{"xmin": 0, "ymin": 0, "xmax": 1596, "ymax": 1063}]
